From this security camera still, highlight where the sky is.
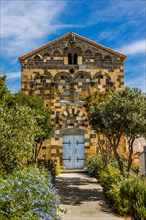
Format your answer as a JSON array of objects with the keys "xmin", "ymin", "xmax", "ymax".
[{"xmin": 0, "ymin": 0, "xmax": 146, "ymax": 93}]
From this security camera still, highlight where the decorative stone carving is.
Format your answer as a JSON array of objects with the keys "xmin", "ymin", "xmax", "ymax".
[{"xmin": 68, "ymin": 33, "xmax": 76, "ymax": 46}]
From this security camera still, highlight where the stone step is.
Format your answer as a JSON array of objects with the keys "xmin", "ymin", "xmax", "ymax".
[{"xmin": 61, "ymin": 169, "xmax": 87, "ymax": 173}]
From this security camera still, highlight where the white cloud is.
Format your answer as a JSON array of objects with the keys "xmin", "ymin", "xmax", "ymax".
[
  {"xmin": 90, "ymin": 0, "xmax": 145, "ymax": 24},
  {"xmin": 0, "ymin": 1, "xmax": 71, "ymax": 57},
  {"xmin": 6, "ymin": 72, "xmax": 21, "ymax": 79},
  {"xmin": 117, "ymin": 39, "xmax": 146, "ymax": 55},
  {"xmin": 124, "ymin": 60, "xmax": 146, "ymax": 92},
  {"xmin": 1, "ymin": 1, "xmax": 66, "ymax": 39},
  {"xmin": 1, "ymin": 1, "xmax": 86, "ymax": 58},
  {"xmin": 125, "ymin": 74, "xmax": 146, "ymax": 92}
]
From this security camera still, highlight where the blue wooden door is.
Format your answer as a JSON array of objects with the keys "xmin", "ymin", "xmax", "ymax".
[
  {"xmin": 74, "ymin": 136, "xmax": 84, "ymax": 169},
  {"xmin": 63, "ymin": 135, "xmax": 84, "ymax": 169}
]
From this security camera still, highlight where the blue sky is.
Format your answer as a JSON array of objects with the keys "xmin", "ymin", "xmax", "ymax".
[{"xmin": 0, "ymin": 0, "xmax": 146, "ymax": 92}]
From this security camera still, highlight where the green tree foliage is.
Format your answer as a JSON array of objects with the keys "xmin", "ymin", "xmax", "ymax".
[
  {"xmin": 85, "ymin": 87, "xmax": 146, "ymax": 173},
  {"xmin": 87, "ymin": 156, "xmax": 146, "ymax": 220},
  {"xmin": 0, "ymin": 105, "xmax": 38, "ymax": 173},
  {"xmin": 13, "ymin": 91, "xmax": 52, "ymax": 141},
  {"xmin": 0, "ymin": 77, "xmax": 52, "ymax": 172},
  {"xmin": 12, "ymin": 91, "xmax": 52, "ymax": 161},
  {"xmin": 83, "ymin": 89, "xmax": 114, "ymax": 167},
  {"xmin": 0, "ymin": 75, "xmax": 11, "ymax": 105}
]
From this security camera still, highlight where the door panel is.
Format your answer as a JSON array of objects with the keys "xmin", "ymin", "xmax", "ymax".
[
  {"xmin": 75, "ymin": 136, "xmax": 84, "ymax": 169},
  {"xmin": 63, "ymin": 135, "xmax": 84, "ymax": 169},
  {"xmin": 63, "ymin": 136, "xmax": 74, "ymax": 169}
]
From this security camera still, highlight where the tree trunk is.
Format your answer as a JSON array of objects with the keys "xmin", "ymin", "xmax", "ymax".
[
  {"xmin": 35, "ymin": 142, "xmax": 42, "ymax": 161},
  {"xmin": 127, "ymin": 136, "xmax": 135, "ymax": 172},
  {"xmin": 108, "ymin": 135, "xmax": 124, "ymax": 174},
  {"xmin": 112, "ymin": 146, "xmax": 124, "ymax": 173},
  {"xmin": 98, "ymin": 134, "xmax": 112, "ymax": 168}
]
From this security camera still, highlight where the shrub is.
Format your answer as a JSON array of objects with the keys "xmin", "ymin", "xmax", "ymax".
[
  {"xmin": 101, "ymin": 171, "xmax": 146, "ymax": 219},
  {"xmin": 99, "ymin": 165, "xmax": 121, "ymax": 202},
  {"xmin": 0, "ymin": 167, "xmax": 60, "ymax": 219},
  {"xmin": 87, "ymin": 155, "xmax": 104, "ymax": 178},
  {"xmin": 120, "ymin": 176, "xmax": 146, "ymax": 220},
  {"xmin": 37, "ymin": 159, "xmax": 56, "ymax": 178},
  {"xmin": 55, "ymin": 164, "xmax": 61, "ymax": 176},
  {"xmin": 100, "ymin": 164, "xmax": 121, "ymax": 185},
  {"xmin": 87, "ymin": 154, "xmax": 146, "ymax": 219}
]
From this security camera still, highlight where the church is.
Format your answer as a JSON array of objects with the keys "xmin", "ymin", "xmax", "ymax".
[{"xmin": 19, "ymin": 32, "xmax": 126, "ymax": 169}]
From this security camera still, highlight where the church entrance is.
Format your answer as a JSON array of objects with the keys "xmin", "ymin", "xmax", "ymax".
[{"xmin": 63, "ymin": 135, "xmax": 84, "ymax": 169}]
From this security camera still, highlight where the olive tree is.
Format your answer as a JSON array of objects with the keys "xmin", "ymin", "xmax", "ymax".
[
  {"xmin": 83, "ymin": 89, "xmax": 114, "ymax": 167},
  {"xmin": 86, "ymin": 87, "xmax": 146, "ymax": 173}
]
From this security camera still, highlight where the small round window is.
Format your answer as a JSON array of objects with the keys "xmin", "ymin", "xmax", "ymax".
[{"xmin": 69, "ymin": 68, "xmax": 75, "ymax": 74}]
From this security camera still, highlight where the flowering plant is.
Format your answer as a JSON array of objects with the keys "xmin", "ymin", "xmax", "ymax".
[{"xmin": 0, "ymin": 167, "xmax": 60, "ymax": 219}]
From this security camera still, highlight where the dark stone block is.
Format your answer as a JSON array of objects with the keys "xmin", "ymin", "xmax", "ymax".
[
  {"xmin": 42, "ymin": 146, "xmax": 46, "ymax": 150},
  {"xmin": 85, "ymin": 146, "xmax": 90, "ymax": 149},
  {"xmin": 85, "ymin": 138, "xmax": 90, "ymax": 142},
  {"xmin": 90, "ymin": 134, "xmax": 96, "ymax": 138}
]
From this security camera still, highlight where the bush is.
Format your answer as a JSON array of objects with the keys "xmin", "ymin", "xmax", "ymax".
[
  {"xmin": 99, "ymin": 165, "xmax": 122, "ymax": 204},
  {"xmin": 37, "ymin": 159, "xmax": 56, "ymax": 178},
  {"xmin": 87, "ymin": 155, "xmax": 104, "ymax": 178},
  {"xmin": 37, "ymin": 159, "xmax": 61, "ymax": 185},
  {"xmin": 0, "ymin": 167, "xmax": 60, "ymax": 219},
  {"xmin": 87, "ymin": 155, "xmax": 146, "ymax": 219},
  {"xmin": 100, "ymin": 169, "xmax": 146, "ymax": 219},
  {"xmin": 120, "ymin": 176, "xmax": 146, "ymax": 220}
]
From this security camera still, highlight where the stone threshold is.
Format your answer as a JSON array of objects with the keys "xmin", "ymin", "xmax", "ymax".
[{"xmin": 61, "ymin": 169, "xmax": 87, "ymax": 173}]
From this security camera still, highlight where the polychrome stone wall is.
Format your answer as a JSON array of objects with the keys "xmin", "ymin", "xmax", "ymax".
[{"xmin": 20, "ymin": 33, "xmax": 125, "ymax": 167}]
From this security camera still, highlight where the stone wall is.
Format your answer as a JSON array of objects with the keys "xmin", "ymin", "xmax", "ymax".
[{"xmin": 20, "ymin": 33, "xmax": 125, "ymax": 167}]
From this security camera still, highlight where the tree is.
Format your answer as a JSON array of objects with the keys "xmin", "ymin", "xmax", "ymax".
[
  {"xmin": 0, "ymin": 75, "xmax": 11, "ymax": 105},
  {"xmin": 85, "ymin": 87, "xmax": 146, "ymax": 174},
  {"xmin": 83, "ymin": 89, "xmax": 114, "ymax": 167},
  {"xmin": 10, "ymin": 91, "xmax": 52, "ymax": 161},
  {"xmin": 0, "ymin": 78, "xmax": 52, "ymax": 172},
  {"xmin": 0, "ymin": 104, "xmax": 38, "ymax": 173}
]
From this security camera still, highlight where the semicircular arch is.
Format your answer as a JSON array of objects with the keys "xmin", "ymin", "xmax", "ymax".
[
  {"xmin": 33, "ymin": 54, "xmax": 42, "ymax": 60},
  {"xmin": 93, "ymin": 71, "xmax": 103, "ymax": 80},
  {"xmin": 44, "ymin": 70, "xmax": 53, "ymax": 80},
  {"xmin": 74, "ymin": 71, "xmax": 92, "ymax": 81},
  {"xmin": 54, "ymin": 71, "xmax": 72, "ymax": 82}
]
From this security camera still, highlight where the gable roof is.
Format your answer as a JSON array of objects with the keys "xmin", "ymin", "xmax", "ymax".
[{"xmin": 18, "ymin": 32, "xmax": 126, "ymax": 61}]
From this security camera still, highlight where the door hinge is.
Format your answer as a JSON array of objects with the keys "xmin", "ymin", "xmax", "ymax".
[
  {"xmin": 76, "ymin": 157, "xmax": 84, "ymax": 162},
  {"xmin": 76, "ymin": 141, "xmax": 84, "ymax": 145},
  {"xmin": 63, "ymin": 140, "xmax": 71, "ymax": 145},
  {"xmin": 63, "ymin": 157, "xmax": 71, "ymax": 162}
]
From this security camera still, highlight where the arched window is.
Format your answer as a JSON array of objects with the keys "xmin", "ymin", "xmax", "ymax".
[
  {"xmin": 74, "ymin": 53, "xmax": 78, "ymax": 64},
  {"xmin": 104, "ymin": 55, "xmax": 111, "ymax": 60},
  {"xmin": 53, "ymin": 50, "xmax": 61, "ymax": 57},
  {"xmin": 94, "ymin": 53, "xmax": 102, "ymax": 61},
  {"xmin": 68, "ymin": 53, "xmax": 78, "ymax": 65},
  {"xmin": 68, "ymin": 53, "xmax": 72, "ymax": 64},
  {"xmin": 34, "ymin": 55, "xmax": 41, "ymax": 61},
  {"xmin": 104, "ymin": 55, "xmax": 111, "ymax": 64},
  {"xmin": 85, "ymin": 49, "xmax": 92, "ymax": 59},
  {"xmin": 43, "ymin": 52, "xmax": 50, "ymax": 58}
]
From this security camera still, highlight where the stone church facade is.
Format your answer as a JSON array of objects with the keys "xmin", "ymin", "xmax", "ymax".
[{"xmin": 19, "ymin": 32, "xmax": 126, "ymax": 169}]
